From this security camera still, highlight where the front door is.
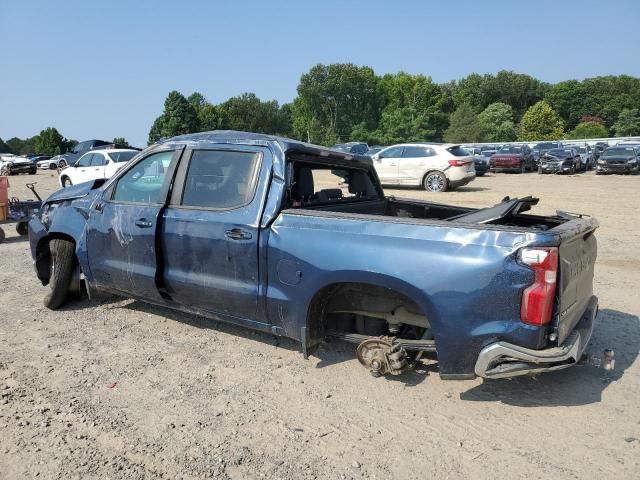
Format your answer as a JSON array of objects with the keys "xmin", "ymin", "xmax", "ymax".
[
  {"xmin": 374, "ymin": 145, "xmax": 403, "ymax": 184},
  {"xmin": 86, "ymin": 148, "xmax": 182, "ymax": 300},
  {"xmin": 161, "ymin": 147, "xmax": 268, "ymax": 320}
]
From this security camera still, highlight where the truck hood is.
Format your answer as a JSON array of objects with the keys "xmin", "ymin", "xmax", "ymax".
[{"xmin": 45, "ymin": 179, "xmax": 106, "ymax": 204}]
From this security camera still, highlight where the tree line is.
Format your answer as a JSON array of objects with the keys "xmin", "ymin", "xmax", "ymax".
[
  {"xmin": 149, "ymin": 66, "xmax": 640, "ymax": 146},
  {"xmin": 0, "ymin": 128, "xmax": 130, "ymax": 156},
  {"xmin": 3, "ymin": 65, "xmax": 640, "ymax": 155}
]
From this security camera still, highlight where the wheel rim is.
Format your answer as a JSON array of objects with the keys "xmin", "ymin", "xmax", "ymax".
[{"xmin": 425, "ymin": 173, "xmax": 444, "ymax": 192}]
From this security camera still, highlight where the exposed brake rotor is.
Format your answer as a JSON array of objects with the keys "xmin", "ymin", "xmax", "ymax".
[{"xmin": 356, "ymin": 336, "xmax": 408, "ymax": 377}]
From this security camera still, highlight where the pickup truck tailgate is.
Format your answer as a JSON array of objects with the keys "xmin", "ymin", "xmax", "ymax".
[{"xmin": 555, "ymin": 220, "xmax": 598, "ymax": 344}]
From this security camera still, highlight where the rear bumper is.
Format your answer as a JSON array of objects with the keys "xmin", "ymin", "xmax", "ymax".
[{"xmin": 474, "ymin": 296, "xmax": 597, "ymax": 379}]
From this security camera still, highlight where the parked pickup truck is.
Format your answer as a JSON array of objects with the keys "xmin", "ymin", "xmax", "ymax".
[{"xmin": 28, "ymin": 131, "xmax": 601, "ymax": 380}]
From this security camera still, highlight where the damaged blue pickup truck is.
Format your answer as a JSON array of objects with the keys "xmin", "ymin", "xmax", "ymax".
[{"xmin": 29, "ymin": 131, "xmax": 601, "ymax": 380}]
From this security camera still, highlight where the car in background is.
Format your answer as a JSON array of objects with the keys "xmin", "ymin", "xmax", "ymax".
[
  {"xmin": 0, "ymin": 155, "xmax": 37, "ymax": 175},
  {"xmin": 489, "ymin": 144, "xmax": 534, "ymax": 173},
  {"xmin": 366, "ymin": 145, "xmax": 384, "ymax": 156},
  {"xmin": 571, "ymin": 145, "xmax": 593, "ymax": 170},
  {"xmin": 331, "ymin": 142, "xmax": 369, "ymax": 155},
  {"xmin": 462, "ymin": 145, "xmax": 490, "ymax": 176},
  {"xmin": 56, "ymin": 139, "xmax": 115, "ymax": 169},
  {"xmin": 58, "ymin": 149, "xmax": 140, "ymax": 187},
  {"xmin": 36, "ymin": 156, "xmax": 59, "ymax": 170},
  {"xmin": 371, "ymin": 143, "xmax": 475, "ymax": 192},
  {"xmin": 593, "ymin": 142, "xmax": 609, "ymax": 160},
  {"xmin": 538, "ymin": 148, "xmax": 581, "ymax": 174},
  {"xmin": 596, "ymin": 146, "xmax": 640, "ymax": 175},
  {"xmin": 532, "ymin": 141, "xmax": 564, "ymax": 167}
]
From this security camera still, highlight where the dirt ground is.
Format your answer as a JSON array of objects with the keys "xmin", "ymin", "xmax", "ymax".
[{"xmin": 0, "ymin": 169, "xmax": 638, "ymax": 479}]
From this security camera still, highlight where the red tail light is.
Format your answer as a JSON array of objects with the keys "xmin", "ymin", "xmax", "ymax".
[
  {"xmin": 448, "ymin": 159, "xmax": 469, "ymax": 167},
  {"xmin": 519, "ymin": 247, "xmax": 558, "ymax": 326}
]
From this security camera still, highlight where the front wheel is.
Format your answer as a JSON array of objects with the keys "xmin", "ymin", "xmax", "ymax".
[
  {"xmin": 57, "ymin": 159, "xmax": 68, "ymax": 169},
  {"xmin": 538, "ymin": 167, "xmax": 543, "ymax": 174},
  {"xmin": 422, "ymin": 171, "xmax": 448, "ymax": 192},
  {"xmin": 0, "ymin": 166, "xmax": 10, "ymax": 176},
  {"xmin": 44, "ymin": 239, "xmax": 77, "ymax": 310}
]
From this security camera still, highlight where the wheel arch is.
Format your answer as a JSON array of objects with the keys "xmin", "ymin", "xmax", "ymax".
[
  {"xmin": 35, "ymin": 232, "xmax": 77, "ymax": 284},
  {"xmin": 304, "ymin": 276, "xmax": 442, "ymax": 347}
]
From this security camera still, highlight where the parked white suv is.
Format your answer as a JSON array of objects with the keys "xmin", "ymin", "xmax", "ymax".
[
  {"xmin": 371, "ymin": 144, "xmax": 475, "ymax": 192},
  {"xmin": 59, "ymin": 149, "xmax": 139, "ymax": 187}
]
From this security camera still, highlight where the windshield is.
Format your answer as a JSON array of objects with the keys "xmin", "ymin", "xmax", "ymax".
[
  {"xmin": 109, "ymin": 151, "xmax": 138, "ymax": 163},
  {"xmin": 604, "ymin": 147, "xmax": 636, "ymax": 156},
  {"xmin": 576, "ymin": 147, "xmax": 587, "ymax": 153},
  {"xmin": 497, "ymin": 146, "xmax": 522, "ymax": 154},
  {"xmin": 534, "ymin": 142, "xmax": 558, "ymax": 150},
  {"xmin": 548, "ymin": 149, "xmax": 572, "ymax": 156}
]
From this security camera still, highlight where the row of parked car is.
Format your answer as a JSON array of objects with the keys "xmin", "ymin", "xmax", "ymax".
[{"xmin": 330, "ymin": 138, "xmax": 640, "ymax": 192}]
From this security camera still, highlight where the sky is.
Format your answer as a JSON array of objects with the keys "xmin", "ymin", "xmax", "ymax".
[{"xmin": 1, "ymin": 0, "xmax": 639, "ymax": 147}]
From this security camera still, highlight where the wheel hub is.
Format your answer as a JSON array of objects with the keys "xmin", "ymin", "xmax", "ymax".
[{"xmin": 356, "ymin": 336, "xmax": 408, "ymax": 377}]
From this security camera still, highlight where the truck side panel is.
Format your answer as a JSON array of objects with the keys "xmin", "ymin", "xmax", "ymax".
[{"xmin": 266, "ymin": 212, "xmax": 550, "ymax": 377}]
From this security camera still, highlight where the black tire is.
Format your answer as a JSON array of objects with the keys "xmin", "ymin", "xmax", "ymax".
[
  {"xmin": 49, "ymin": 164, "xmax": 57, "ymax": 170},
  {"xmin": 570, "ymin": 165, "xmax": 576, "ymax": 175},
  {"xmin": 538, "ymin": 167, "xmax": 543, "ymax": 174},
  {"xmin": 16, "ymin": 221, "xmax": 28, "ymax": 236},
  {"xmin": 44, "ymin": 239, "xmax": 76, "ymax": 310},
  {"xmin": 519, "ymin": 163, "xmax": 526, "ymax": 174},
  {"xmin": 58, "ymin": 159, "xmax": 68, "ymax": 169},
  {"xmin": 29, "ymin": 169, "xmax": 36, "ymax": 175},
  {"xmin": 62, "ymin": 176, "xmax": 72, "ymax": 187},
  {"xmin": 422, "ymin": 171, "xmax": 448, "ymax": 192},
  {"xmin": 0, "ymin": 166, "xmax": 9, "ymax": 176},
  {"xmin": 0, "ymin": 227, "xmax": 5, "ymax": 243},
  {"xmin": 476, "ymin": 172, "xmax": 485, "ymax": 177}
]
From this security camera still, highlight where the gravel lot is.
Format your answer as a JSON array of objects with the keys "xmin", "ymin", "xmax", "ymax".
[{"xmin": 1, "ymin": 169, "xmax": 638, "ymax": 479}]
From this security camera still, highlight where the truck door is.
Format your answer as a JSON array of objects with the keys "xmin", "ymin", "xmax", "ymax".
[
  {"xmin": 160, "ymin": 147, "xmax": 271, "ymax": 321},
  {"xmin": 85, "ymin": 148, "xmax": 182, "ymax": 300}
]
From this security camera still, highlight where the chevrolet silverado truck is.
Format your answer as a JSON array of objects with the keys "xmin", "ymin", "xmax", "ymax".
[{"xmin": 28, "ymin": 131, "xmax": 601, "ymax": 380}]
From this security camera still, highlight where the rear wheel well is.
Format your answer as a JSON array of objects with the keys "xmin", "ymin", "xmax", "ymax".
[{"xmin": 307, "ymin": 282, "xmax": 431, "ymax": 342}]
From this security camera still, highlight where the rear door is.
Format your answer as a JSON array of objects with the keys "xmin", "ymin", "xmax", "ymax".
[
  {"xmin": 373, "ymin": 146, "xmax": 403, "ymax": 184},
  {"xmin": 398, "ymin": 145, "xmax": 434, "ymax": 184},
  {"xmin": 160, "ymin": 146, "xmax": 270, "ymax": 320},
  {"xmin": 86, "ymin": 148, "xmax": 182, "ymax": 300}
]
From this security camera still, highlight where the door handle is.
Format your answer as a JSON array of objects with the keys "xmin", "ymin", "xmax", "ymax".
[
  {"xmin": 225, "ymin": 228, "xmax": 252, "ymax": 240},
  {"xmin": 135, "ymin": 218, "xmax": 153, "ymax": 228}
]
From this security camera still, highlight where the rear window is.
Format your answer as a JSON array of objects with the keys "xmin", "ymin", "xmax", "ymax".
[
  {"xmin": 110, "ymin": 151, "xmax": 138, "ymax": 163},
  {"xmin": 498, "ymin": 146, "xmax": 523, "ymax": 154},
  {"xmin": 604, "ymin": 147, "xmax": 635, "ymax": 156},
  {"xmin": 447, "ymin": 146, "xmax": 470, "ymax": 157}
]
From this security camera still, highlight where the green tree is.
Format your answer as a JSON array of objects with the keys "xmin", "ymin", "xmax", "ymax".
[
  {"xmin": 545, "ymin": 80, "xmax": 584, "ymax": 129},
  {"xmin": 218, "ymin": 92, "xmax": 290, "ymax": 135},
  {"xmin": 443, "ymin": 103, "xmax": 482, "ymax": 143},
  {"xmin": 477, "ymin": 102, "xmax": 517, "ymax": 142},
  {"xmin": 374, "ymin": 72, "xmax": 447, "ymax": 143},
  {"xmin": 112, "ymin": 137, "xmax": 129, "ymax": 147},
  {"xmin": 613, "ymin": 108, "xmax": 640, "ymax": 136},
  {"xmin": 188, "ymin": 92, "xmax": 219, "ymax": 131},
  {"xmin": 0, "ymin": 137, "xmax": 13, "ymax": 153},
  {"xmin": 566, "ymin": 122, "xmax": 609, "ymax": 140},
  {"xmin": 33, "ymin": 127, "xmax": 70, "ymax": 155},
  {"xmin": 294, "ymin": 63, "xmax": 381, "ymax": 145},
  {"xmin": 6, "ymin": 136, "xmax": 37, "ymax": 155},
  {"xmin": 148, "ymin": 90, "xmax": 199, "ymax": 144},
  {"xmin": 518, "ymin": 101, "xmax": 565, "ymax": 141},
  {"xmin": 454, "ymin": 71, "xmax": 547, "ymax": 119}
]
